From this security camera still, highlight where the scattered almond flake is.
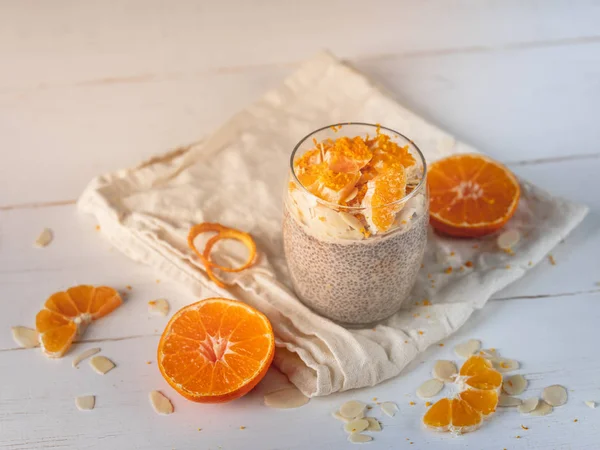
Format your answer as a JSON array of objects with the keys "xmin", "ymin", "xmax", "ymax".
[
  {"xmin": 432, "ymin": 360, "xmax": 457, "ymax": 382},
  {"xmin": 366, "ymin": 417, "xmax": 382, "ymax": 432},
  {"xmin": 518, "ymin": 398, "xmax": 539, "ymax": 414},
  {"xmin": 548, "ymin": 254, "xmax": 556, "ymax": 265},
  {"xmin": 454, "ymin": 339, "xmax": 481, "ymax": 358},
  {"xmin": 344, "ymin": 418, "xmax": 369, "ymax": 434},
  {"xmin": 493, "ymin": 358, "xmax": 520, "ymax": 373},
  {"xmin": 478, "ymin": 348, "xmax": 498, "ymax": 359},
  {"xmin": 348, "ymin": 434, "xmax": 372, "ymax": 444},
  {"xmin": 530, "ymin": 400, "xmax": 553, "ymax": 416},
  {"xmin": 497, "ymin": 229, "xmax": 521, "ymax": 250},
  {"xmin": 75, "ymin": 395, "xmax": 95, "ymax": 411},
  {"xmin": 263, "ymin": 387, "xmax": 309, "ymax": 409},
  {"xmin": 149, "ymin": 390, "xmax": 174, "ymax": 415},
  {"xmin": 332, "ymin": 411, "xmax": 350, "ymax": 422},
  {"xmin": 503, "ymin": 375, "xmax": 527, "ymax": 396},
  {"xmin": 381, "ymin": 401, "xmax": 398, "ymax": 417},
  {"xmin": 148, "ymin": 299, "xmax": 170, "ymax": 317},
  {"xmin": 585, "ymin": 401, "xmax": 596, "ymax": 409},
  {"xmin": 10, "ymin": 326, "xmax": 39, "ymax": 348},
  {"xmin": 498, "ymin": 394, "xmax": 522, "ymax": 407},
  {"xmin": 72, "ymin": 347, "xmax": 101, "ymax": 368},
  {"xmin": 417, "ymin": 379, "xmax": 444, "ymax": 399},
  {"xmin": 34, "ymin": 228, "xmax": 53, "ymax": 248},
  {"xmin": 89, "ymin": 355, "xmax": 116, "ymax": 375},
  {"xmin": 542, "ymin": 385, "xmax": 568, "ymax": 406},
  {"xmin": 339, "ymin": 400, "xmax": 367, "ymax": 419}
]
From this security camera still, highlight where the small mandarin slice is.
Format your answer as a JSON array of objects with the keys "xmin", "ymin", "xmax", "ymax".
[
  {"xmin": 157, "ymin": 298, "xmax": 275, "ymax": 403},
  {"xmin": 423, "ymin": 355, "xmax": 502, "ymax": 433},
  {"xmin": 428, "ymin": 153, "xmax": 520, "ymax": 237},
  {"xmin": 367, "ymin": 164, "xmax": 407, "ymax": 232},
  {"xmin": 325, "ymin": 136, "xmax": 372, "ymax": 173},
  {"xmin": 35, "ymin": 285, "xmax": 122, "ymax": 358}
]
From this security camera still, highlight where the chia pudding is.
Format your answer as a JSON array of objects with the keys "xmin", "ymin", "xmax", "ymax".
[{"xmin": 282, "ymin": 123, "xmax": 428, "ymax": 326}]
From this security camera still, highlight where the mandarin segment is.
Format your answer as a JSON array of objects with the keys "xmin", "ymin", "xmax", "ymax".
[
  {"xmin": 423, "ymin": 397, "xmax": 451, "ymax": 431},
  {"xmin": 67, "ymin": 285, "xmax": 95, "ymax": 313},
  {"xmin": 451, "ymin": 398, "xmax": 482, "ymax": 432},
  {"xmin": 459, "ymin": 390, "xmax": 498, "ymax": 416},
  {"xmin": 39, "ymin": 323, "xmax": 77, "ymax": 357},
  {"xmin": 44, "ymin": 291, "xmax": 79, "ymax": 317},
  {"xmin": 158, "ymin": 298, "xmax": 275, "ymax": 403},
  {"xmin": 89, "ymin": 286, "xmax": 122, "ymax": 319},
  {"xmin": 325, "ymin": 136, "xmax": 372, "ymax": 173}
]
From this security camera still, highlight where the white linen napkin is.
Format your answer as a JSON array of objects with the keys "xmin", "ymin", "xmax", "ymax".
[{"xmin": 78, "ymin": 51, "xmax": 588, "ymax": 397}]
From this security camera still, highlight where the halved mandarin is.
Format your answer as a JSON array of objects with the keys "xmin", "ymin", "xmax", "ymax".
[
  {"xmin": 423, "ymin": 355, "xmax": 501, "ymax": 434},
  {"xmin": 36, "ymin": 285, "xmax": 122, "ymax": 358},
  {"xmin": 157, "ymin": 298, "xmax": 275, "ymax": 403},
  {"xmin": 428, "ymin": 154, "xmax": 520, "ymax": 237},
  {"xmin": 325, "ymin": 136, "xmax": 372, "ymax": 173}
]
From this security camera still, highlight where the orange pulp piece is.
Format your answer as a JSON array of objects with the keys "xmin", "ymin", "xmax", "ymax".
[
  {"xmin": 157, "ymin": 298, "xmax": 275, "ymax": 403},
  {"xmin": 427, "ymin": 154, "xmax": 520, "ymax": 237},
  {"xmin": 187, "ymin": 223, "xmax": 258, "ymax": 289},
  {"xmin": 325, "ymin": 136, "xmax": 372, "ymax": 173},
  {"xmin": 423, "ymin": 356, "xmax": 501, "ymax": 433},
  {"xmin": 35, "ymin": 285, "xmax": 122, "ymax": 358},
  {"xmin": 368, "ymin": 164, "xmax": 407, "ymax": 232}
]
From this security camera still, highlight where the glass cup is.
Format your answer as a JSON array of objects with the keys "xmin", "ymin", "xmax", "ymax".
[{"xmin": 282, "ymin": 123, "xmax": 428, "ymax": 327}]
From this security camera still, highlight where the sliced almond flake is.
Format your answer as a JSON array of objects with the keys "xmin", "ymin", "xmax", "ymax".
[
  {"xmin": 432, "ymin": 360, "xmax": 457, "ymax": 382},
  {"xmin": 518, "ymin": 397, "xmax": 539, "ymax": 414},
  {"xmin": 75, "ymin": 395, "xmax": 95, "ymax": 411},
  {"xmin": 263, "ymin": 387, "xmax": 309, "ymax": 409},
  {"xmin": 348, "ymin": 434, "xmax": 372, "ymax": 444},
  {"xmin": 148, "ymin": 299, "xmax": 170, "ymax": 317},
  {"xmin": 478, "ymin": 348, "xmax": 498, "ymax": 359},
  {"xmin": 339, "ymin": 212, "xmax": 364, "ymax": 231},
  {"xmin": 332, "ymin": 411, "xmax": 350, "ymax": 422},
  {"xmin": 493, "ymin": 358, "xmax": 520, "ymax": 373},
  {"xmin": 89, "ymin": 356, "xmax": 116, "ymax": 375},
  {"xmin": 34, "ymin": 228, "xmax": 53, "ymax": 248},
  {"xmin": 542, "ymin": 385, "xmax": 568, "ymax": 406},
  {"xmin": 72, "ymin": 347, "xmax": 101, "ymax": 368},
  {"xmin": 339, "ymin": 400, "xmax": 367, "ymax": 419},
  {"xmin": 11, "ymin": 326, "xmax": 39, "ymax": 348},
  {"xmin": 503, "ymin": 375, "xmax": 528, "ymax": 396},
  {"xmin": 381, "ymin": 401, "xmax": 398, "ymax": 417},
  {"xmin": 497, "ymin": 229, "xmax": 521, "ymax": 250},
  {"xmin": 343, "ymin": 188, "xmax": 359, "ymax": 203},
  {"xmin": 585, "ymin": 401, "xmax": 596, "ymax": 409},
  {"xmin": 530, "ymin": 400, "xmax": 553, "ymax": 416},
  {"xmin": 498, "ymin": 394, "xmax": 522, "ymax": 407},
  {"xmin": 149, "ymin": 390, "xmax": 174, "ymax": 415},
  {"xmin": 366, "ymin": 417, "xmax": 382, "ymax": 432},
  {"xmin": 417, "ymin": 379, "xmax": 444, "ymax": 399},
  {"xmin": 454, "ymin": 339, "xmax": 481, "ymax": 359},
  {"xmin": 344, "ymin": 418, "xmax": 369, "ymax": 434}
]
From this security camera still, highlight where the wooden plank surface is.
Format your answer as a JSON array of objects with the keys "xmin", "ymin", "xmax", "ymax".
[{"xmin": 1, "ymin": 1, "xmax": 599, "ymax": 449}]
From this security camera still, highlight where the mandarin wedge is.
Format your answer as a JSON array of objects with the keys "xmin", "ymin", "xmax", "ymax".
[
  {"xmin": 36, "ymin": 285, "xmax": 122, "ymax": 358},
  {"xmin": 423, "ymin": 355, "xmax": 501, "ymax": 434},
  {"xmin": 157, "ymin": 298, "xmax": 275, "ymax": 403},
  {"xmin": 428, "ymin": 154, "xmax": 520, "ymax": 237}
]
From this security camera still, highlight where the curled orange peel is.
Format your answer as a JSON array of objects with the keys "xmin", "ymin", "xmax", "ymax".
[{"xmin": 187, "ymin": 223, "xmax": 257, "ymax": 288}]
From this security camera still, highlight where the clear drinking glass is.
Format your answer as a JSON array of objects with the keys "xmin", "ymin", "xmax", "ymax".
[{"xmin": 282, "ymin": 123, "xmax": 428, "ymax": 327}]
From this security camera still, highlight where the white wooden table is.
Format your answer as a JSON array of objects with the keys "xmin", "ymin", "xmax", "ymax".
[{"xmin": 1, "ymin": 1, "xmax": 599, "ymax": 449}]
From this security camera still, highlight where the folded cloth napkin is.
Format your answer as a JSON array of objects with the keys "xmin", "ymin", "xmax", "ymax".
[{"xmin": 78, "ymin": 51, "xmax": 588, "ymax": 397}]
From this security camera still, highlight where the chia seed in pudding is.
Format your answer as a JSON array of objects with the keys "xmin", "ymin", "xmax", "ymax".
[{"xmin": 283, "ymin": 205, "xmax": 428, "ymax": 326}]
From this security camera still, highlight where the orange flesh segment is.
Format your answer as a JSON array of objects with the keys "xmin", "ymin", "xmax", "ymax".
[
  {"xmin": 35, "ymin": 285, "xmax": 122, "ymax": 358},
  {"xmin": 428, "ymin": 154, "xmax": 520, "ymax": 237},
  {"xmin": 459, "ymin": 355, "xmax": 493, "ymax": 376},
  {"xmin": 326, "ymin": 136, "xmax": 372, "ymax": 172},
  {"xmin": 423, "ymin": 397, "xmax": 451, "ymax": 430},
  {"xmin": 451, "ymin": 398, "xmax": 482, "ymax": 429},
  {"xmin": 459, "ymin": 390, "xmax": 498, "ymax": 416},
  {"xmin": 157, "ymin": 298, "xmax": 275, "ymax": 403}
]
